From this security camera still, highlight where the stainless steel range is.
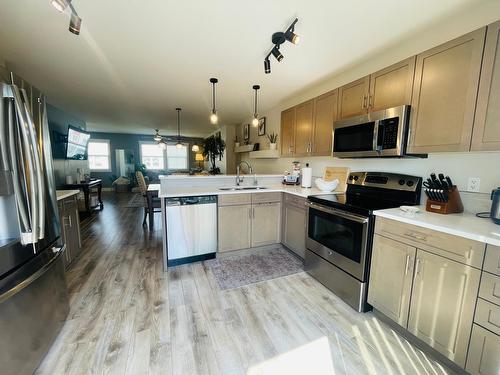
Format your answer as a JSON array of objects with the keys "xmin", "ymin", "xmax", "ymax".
[{"xmin": 305, "ymin": 171, "xmax": 422, "ymax": 312}]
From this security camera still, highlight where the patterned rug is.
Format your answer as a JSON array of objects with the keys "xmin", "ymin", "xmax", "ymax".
[
  {"xmin": 125, "ymin": 193, "xmax": 145, "ymax": 208},
  {"xmin": 206, "ymin": 248, "xmax": 304, "ymax": 290}
]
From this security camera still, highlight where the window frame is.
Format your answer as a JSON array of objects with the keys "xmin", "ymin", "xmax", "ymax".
[
  {"xmin": 88, "ymin": 139, "xmax": 111, "ymax": 172},
  {"xmin": 165, "ymin": 143, "xmax": 189, "ymax": 171},
  {"xmin": 139, "ymin": 141, "xmax": 190, "ymax": 171}
]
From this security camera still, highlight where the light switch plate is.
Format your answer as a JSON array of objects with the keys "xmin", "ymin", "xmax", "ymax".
[{"xmin": 467, "ymin": 177, "xmax": 481, "ymax": 192}]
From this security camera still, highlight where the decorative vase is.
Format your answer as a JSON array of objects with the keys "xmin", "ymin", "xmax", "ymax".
[{"xmin": 270, "ymin": 143, "xmax": 277, "ymax": 150}]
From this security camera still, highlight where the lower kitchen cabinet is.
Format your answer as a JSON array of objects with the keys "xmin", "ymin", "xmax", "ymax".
[
  {"xmin": 218, "ymin": 204, "xmax": 251, "ymax": 252},
  {"xmin": 407, "ymin": 249, "xmax": 480, "ymax": 367},
  {"xmin": 282, "ymin": 196, "xmax": 307, "ymax": 258},
  {"xmin": 58, "ymin": 195, "xmax": 82, "ymax": 268},
  {"xmin": 368, "ymin": 235, "xmax": 415, "ymax": 327},
  {"xmin": 251, "ymin": 202, "xmax": 281, "ymax": 247},
  {"xmin": 466, "ymin": 324, "xmax": 500, "ymax": 375}
]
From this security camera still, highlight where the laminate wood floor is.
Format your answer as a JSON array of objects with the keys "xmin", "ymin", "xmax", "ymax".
[{"xmin": 36, "ymin": 193, "xmax": 455, "ymax": 375}]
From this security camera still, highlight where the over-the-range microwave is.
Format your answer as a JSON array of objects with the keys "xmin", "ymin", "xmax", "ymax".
[{"xmin": 333, "ymin": 105, "xmax": 411, "ymax": 158}]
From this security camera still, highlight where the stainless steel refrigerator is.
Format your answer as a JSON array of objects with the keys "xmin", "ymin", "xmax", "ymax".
[{"xmin": 0, "ymin": 68, "xmax": 69, "ymax": 375}]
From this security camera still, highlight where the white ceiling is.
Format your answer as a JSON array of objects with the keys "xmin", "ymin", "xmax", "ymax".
[{"xmin": 0, "ymin": 0, "xmax": 489, "ymax": 137}]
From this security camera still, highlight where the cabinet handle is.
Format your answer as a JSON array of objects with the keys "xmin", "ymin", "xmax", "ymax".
[
  {"xmin": 368, "ymin": 94, "xmax": 373, "ymax": 108},
  {"xmin": 68, "ymin": 215, "xmax": 72, "ymax": 227},
  {"xmin": 248, "ymin": 208, "xmax": 252, "ymax": 219},
  {"xmin": 404, "ymin": 231, "xmax": 427, "ymax": 241},
  {"xmin": 362, "ymin": 94, "xmax": 367, "ymax": 109},
  {"xmin": 404, "ymin": 254, "xmax": 410, "ymax": 276},
  {"xmin": 252, "ymin": 207, "xmax": 255, "ymax": 218},
  {"xmin": 415, "ymin": 258, "xmax": 422, "ymax": 276}
]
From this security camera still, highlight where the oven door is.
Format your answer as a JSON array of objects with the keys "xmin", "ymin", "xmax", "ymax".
[{"xmin": 306, "ymin": 202, "xmax": 370, "ymax": 281}]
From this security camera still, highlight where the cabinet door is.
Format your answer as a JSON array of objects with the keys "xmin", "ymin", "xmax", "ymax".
[
  {"xmin": 312, "ymin": 90, "xmax": 337, "ymax": 156},
  {"xmin": 466, "ymin": 324, "xmax": 500, "ymax": 375},
  {"xmin": 368, "ymin": 57, "xmax": 416, "ymax": 112},
  {"xmin": 218, "ymin": 204, "xmax": 251, "ymax": 252},
  {"xmin": 368, "ymin": 235, "xmax": 416, "ymax": 327},
  {"xmin": 68, "ymin": 203, "xmax": 81, "ymax": 260},
  {"xmin": 280, "ymin": 108, "xmax": 295, "ymax": 157},
  {"xmin": 294, "ymin": 100, "xmax": 314, "ymax": 156},
  {"xmin": 282, "ymin": 203, "xmax": 307, "ymax": 258},
  {"xmin": 408, "ymin": 250, "xmax": 481, "ymax": 366},
  {"xmin": 338, "ymin": 76, "xmax": 370, "ymax": 119},
  {"xmin": 251, "ymin": 202, "xmax": 281, "ymax": 247},
  {"xmin": 408, "ymin": 28, "xmax": 486, "ymax": 153},
  {"xmin": 472, "ymin": 21, "xmax": 500, "ymax": 151}
]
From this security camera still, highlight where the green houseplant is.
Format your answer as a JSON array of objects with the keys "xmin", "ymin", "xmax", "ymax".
[
  {"xmin": 267, "ymin": 132, "xmax": 278, "ymax": 150},
  {"xmin": 202, "ymin": 135, "xmax": 226, "ymax": 174}
]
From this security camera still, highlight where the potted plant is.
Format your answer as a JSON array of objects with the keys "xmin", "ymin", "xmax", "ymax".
[
  {"xmin": 267, "ymin": 132, "xmax": 278, "ymax": 150},
  {"xmin": 234, "ymin": 136, "xmax": 240, "ymax": 148},
  {"xmin": 202, "ymin": 135, "xmax": 226, "ymax": 174}
]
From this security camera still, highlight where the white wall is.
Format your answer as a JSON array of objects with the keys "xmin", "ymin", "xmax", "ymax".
[{"xmin": 235, "ymin": 4, "xmax": 500, "ymax": 198}]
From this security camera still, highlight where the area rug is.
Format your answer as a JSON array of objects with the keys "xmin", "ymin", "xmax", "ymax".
[
  {"xmin": 206, "ymin": 248, "xmax": 304, "ymax": 290},
  {"xmin": 124, "ymin": 193, "xmax": 144, "ymax": 208}
]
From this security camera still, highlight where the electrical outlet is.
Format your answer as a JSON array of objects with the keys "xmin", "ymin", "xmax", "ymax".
[{"xmin": 467, "ymin": 177, "xmax": 481, "ymax": 192}]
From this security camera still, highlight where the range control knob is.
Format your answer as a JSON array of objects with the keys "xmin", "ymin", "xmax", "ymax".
[
  {"xmin": 406, "ymin": 180, "xmax": 414, "ymax": 187},
  {"xmin": 398, "ymin": 179, "xmax": 406, "ymax": 186},
  {"xmin": 353, "ymin": 175, "xmax": 359, "ymax": 181},
  {"xmin": 349, "ymin": 175, "xmax": 354, "ymax": 180}
]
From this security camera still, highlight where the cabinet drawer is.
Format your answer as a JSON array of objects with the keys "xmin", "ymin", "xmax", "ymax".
[
  {"xmin": 284, "ymin": 193, "xmax": 307, "ymax": 209},
  {"xmin": 475, "ymin": 298, "xmax": 500, "ymax": 336},
  {"xmin": 466, "ymin": 324, "xmax": 500, "ymax": 375},
  {"xmin": 251, "ymin": 192, "xmax": 281, "ymax": 204},
  {"xmin": 63, "ymin": 197, "xmax": 76, "ymax": 211},
  {"xmin": 484, "ymin": 245, "xmax": 500, "ymax": 276},
  {"xmin": 218, "ymin": 194, "xmax": 252, "ymax": 206},
  {"xmin": 375, "ymin": 217, "xmax": 485, "ymax": 268},
  {"xmin": 479, "ymin": 272, "xmax": 500, "ymax": 306}
]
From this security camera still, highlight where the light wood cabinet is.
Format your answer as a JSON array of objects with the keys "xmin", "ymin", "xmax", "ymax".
[
  {"xmin": 312, "ymin": 90, "xmax": 337, "ymax": 156},
  {"xmin": 280, "ymin": 108, "xmax": 295, "ymax": 157},
  {"xmin": 368, "ymin": 57, "xmax": 416, "ymax": 112},
  {"xmin": 368, "ymin": 235, "xmax": 415, "ymax": 327},
  {"xmin": 218, "ymin": 204, "xmax": 252, "ymax": 252},
  {"xmin": 407, "ymin": 249, "xmax": 481, "ymax": 366},
  {"xmin": 472, "ymin": 21, "xmax": 500, "ymax": 151},
  {"xmin": 466, "ymin": 324, "xmax": 500, "ymax": 375},
  {"xmin": 338, "ymin": 76, "xmax": 370, "ymax": 119},
  {"xmin": 408, "ymin": 28, "xmax": 486, "ymax": 153},
  {"xmin": 282, "ymin": 195, "xmax": 307, "ymax": 258},
  {"xmin": 251, "ymin": 202, "xmax": 281, "ymax": 247},
  {"xmin": 294, "ymin": 100, "xmax": 314, "ymax": 156}
]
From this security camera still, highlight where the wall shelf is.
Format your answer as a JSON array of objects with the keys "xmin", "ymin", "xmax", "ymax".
[
  {"xmin": 249, "ymin": 149, "xmax": 280, "ymax": 159},
  {"xmin": 234, "ymin": 144, "xmax": 255, "ymax": 153}
]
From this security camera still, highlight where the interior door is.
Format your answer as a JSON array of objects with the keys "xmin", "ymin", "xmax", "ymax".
[
  {"xmin": 368, "ymin": 235, "xmax": 416, "ymax": 327},
  {"xmin": 407, "ymin": 249, "xmax": 481, "ymax": 366},
  {"xmin": 280, "ymin": 107, "xmax": 295, "ymax": 157},
  {"xmin": 312, "ymin": 90, "xmax": 337, "ymax": 156}
]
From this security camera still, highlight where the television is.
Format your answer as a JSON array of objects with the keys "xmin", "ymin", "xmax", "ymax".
[{"xmin": 66, "ymin": 125, "xmax": 91, "ymax": 160}]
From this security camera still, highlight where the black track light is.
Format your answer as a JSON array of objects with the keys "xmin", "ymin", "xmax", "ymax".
[
  {"xmin": 264, "ymin": 58, "xmax": 271, "ymax": 74},
  {"xmin": 51, "ymin": 0, "xmax": 82, "ymax": 36},
  {"xmin": 69, "ymin": 11, "xmax": 81, "ymax": 35},
  {"xmin": 271, "ymin": 46, "xmax": 284, "ymax": 62}
]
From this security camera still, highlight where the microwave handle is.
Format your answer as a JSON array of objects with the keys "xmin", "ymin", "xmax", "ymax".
[{"xmin": 373, "ymin": 120, "xmax": 383, "ymax": 152}]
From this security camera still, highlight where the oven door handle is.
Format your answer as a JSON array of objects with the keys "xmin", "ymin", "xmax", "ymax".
[{"xmin": 307, "ymin": 202, "xmax": 369, "ymax": 224}]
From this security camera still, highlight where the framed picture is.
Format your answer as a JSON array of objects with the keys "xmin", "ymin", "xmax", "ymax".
[
  {"xmin": 243, "ymin": 124, "xmax": 250, "ymax": 141},
  {"xmin": 258, "ymin": 117, "xmax": 266, "ymax": 136}
]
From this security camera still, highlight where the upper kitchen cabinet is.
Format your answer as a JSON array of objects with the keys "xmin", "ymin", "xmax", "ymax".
[
  {"xmin": 472, "ymin": 21, "xmax": 500, "ymax": 151},
  {"xmin": 408, "ymin": 27, "xmax": 486, "ymax": 153},
  {"xmin": 338, "ymin": 76, "xmax": 370, "ymax": 119},
  {"xmin": 294, "ymin": 100, "xmax": 315, "ymax": 156},
  {"xmin": 280, "ymin": 107, "xmax": 295, "ymax": 157},
  {"xmin": 368, "ymin": 57, "xmax": 416, "ymax": 112},
  {"xmin": 312, "ymin": 89, "xmax": 337, "ymax": 156}
]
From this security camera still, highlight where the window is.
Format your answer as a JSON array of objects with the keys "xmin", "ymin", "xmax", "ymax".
[
  {"xmin": 166, "ymin": 144, "xmax": 188, "ymax": 170},
  {"xmin": 88, "ymin": 140, "xmax": 111, "ymax": 171},
  {"xmin": 140, "ymin": 142, "xmax": 189, "ymax": 171}
]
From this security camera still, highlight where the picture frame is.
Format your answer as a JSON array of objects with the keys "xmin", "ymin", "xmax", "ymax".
[
  {"xmin": 258, "ymin": 117, "xmax": 266, "ymax": 136},
  {"xmin": 243, "ymin": 123, "xmax": 250, "ymax": 141}
]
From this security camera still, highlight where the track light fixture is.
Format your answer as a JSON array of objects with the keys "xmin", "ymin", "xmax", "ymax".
[
  {"xmin": 252, "ymin": 85, "xmax": 260, "ymax": 127},
  {"xmin": 263, "ymin": 18, "xmax": 300, "ymax": 74},
  {"xmin": 209, "ymin": 78, "xmax": 218, "ymax": 125},
  {"xmin": 175, "ymin": 108, "xmax": 183, "ymax": 149},
  {"xmin": 51, "ymin": 0, "xmax": 82, "ymax": 35}
]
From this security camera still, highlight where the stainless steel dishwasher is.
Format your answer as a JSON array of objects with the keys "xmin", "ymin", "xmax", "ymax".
[{"xmin": 165, "ymin": 195, "xmax": 217, "ymax": 267}]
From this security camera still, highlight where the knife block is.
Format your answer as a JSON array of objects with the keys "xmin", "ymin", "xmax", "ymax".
[{"xmin": 425, "ymin": 186, "xmax": 464, "ymax": 214}]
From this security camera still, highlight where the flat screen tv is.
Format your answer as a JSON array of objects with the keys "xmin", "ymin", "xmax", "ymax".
[{"xmin": 66, "ymin": 125, "xmax": 91, "ymax": 160}]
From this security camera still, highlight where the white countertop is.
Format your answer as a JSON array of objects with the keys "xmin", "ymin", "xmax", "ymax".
[
  {"xmin": 374, "ymin": 206, "xmax": 500, "ymax": 246},
  {"xmin": 159, "ymin": 184, "xmax": 341, "ymax": 199},
  {"xmin": 159, "ymin": 174, "xmax": 283, "ymax": 179},
  {"xmin": 56, "ymin": 190, "xmax": 80, "ymax": 201}
]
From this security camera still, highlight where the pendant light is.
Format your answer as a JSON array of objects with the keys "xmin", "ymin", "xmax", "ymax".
[
  {"xmin": 175, "ymin": 108, "xmax": 183, "ymax": 149},
  {"xmin": 252, "ymin": 85, "xmax": 260, "ymax": 127},
  {"xmin": 191, "ymin": 142, "xmax": 200, "ymax": 152},
  {"xmin": 209, "ymin": 78, "xmax": 218, "ymax": 125}
]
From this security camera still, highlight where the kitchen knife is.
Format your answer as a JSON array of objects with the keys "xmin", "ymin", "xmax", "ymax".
[
  {"xmin": 438, "ymin": 173, "xmax": 449, "ymax": 190},
  {"xmin": 430, "ymin": 173, "xmax": 442, "ymax": 189},
  {"xmin": 446, "ymin": 176, "xmax": 454, "ymax": 189}
]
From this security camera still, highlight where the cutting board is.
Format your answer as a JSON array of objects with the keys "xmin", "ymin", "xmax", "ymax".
[{"xmin": 323, "ymin": 167, "xmax": 350, "ymax": 192}]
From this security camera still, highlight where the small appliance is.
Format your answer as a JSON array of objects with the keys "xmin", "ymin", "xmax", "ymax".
[{"xmin": 491, "ymin": 187, "xmax": 500, "ymax": 224}]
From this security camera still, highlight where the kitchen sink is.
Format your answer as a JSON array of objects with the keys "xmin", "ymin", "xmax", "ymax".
[{"xmin": 219, "ymin": 186, "xmax": 268, "ymax": 191}]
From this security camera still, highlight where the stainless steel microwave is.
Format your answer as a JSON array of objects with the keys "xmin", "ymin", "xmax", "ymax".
[{"xmin": 333, "ymin": 105, "xmax": 410, "ymax": 158}]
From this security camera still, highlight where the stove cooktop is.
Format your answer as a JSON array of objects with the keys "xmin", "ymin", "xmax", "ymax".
[{"xmin": 308, "ymin": 193, "xmax": 407, "ymax": 216}]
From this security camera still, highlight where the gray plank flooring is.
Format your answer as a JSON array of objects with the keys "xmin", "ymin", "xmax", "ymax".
[{"xmin": 36, "ymin": 193, "xmax": 454, "ymax": 375}]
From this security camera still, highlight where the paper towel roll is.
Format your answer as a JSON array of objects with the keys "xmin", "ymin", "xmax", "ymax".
[{"xmin": 301, "ymin": 164, "xmax": 312, "ymax": 188}]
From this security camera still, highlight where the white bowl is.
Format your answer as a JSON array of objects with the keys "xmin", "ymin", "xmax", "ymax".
[{"xmin": 315, "ymin": 178, "xmax": 339, "ymax": 192}]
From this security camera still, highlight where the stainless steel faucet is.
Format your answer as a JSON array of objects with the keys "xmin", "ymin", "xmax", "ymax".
[{"xmin": 236, "ymin": 161, "xmax": 257, "ymax": 186}]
